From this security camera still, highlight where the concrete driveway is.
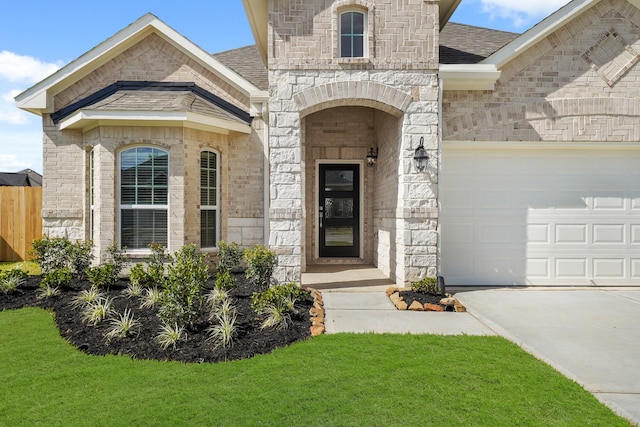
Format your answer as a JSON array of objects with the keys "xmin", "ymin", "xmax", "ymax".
[{"xmin": 455, "ymin": 288, "xmax": 640, "ymax": 426}]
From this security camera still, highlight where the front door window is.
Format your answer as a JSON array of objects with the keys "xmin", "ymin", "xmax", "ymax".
[{"xmin": 319, "ymin": 164, "xmax": 360, "ymax": 257}]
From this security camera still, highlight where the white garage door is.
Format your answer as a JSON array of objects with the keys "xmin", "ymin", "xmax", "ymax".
[{"xmin": 441, "ymin": 145, "xmax": 640, "ymax": 286}]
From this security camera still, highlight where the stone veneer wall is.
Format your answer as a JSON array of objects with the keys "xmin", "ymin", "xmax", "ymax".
[{"xmin": 443, "ymin": 0, "xmax": 640, "ymax": 142}]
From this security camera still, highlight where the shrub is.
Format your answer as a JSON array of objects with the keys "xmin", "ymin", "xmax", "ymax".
[
  {"xmin": 140, "ymin": 286, "xmax": 162, "ymax": 309},
  {"xmin": 147, "ymin": 243, "xmax": 166, "ymax": 286},
  {"xmin": 36, "ymin": 284, "xmax": 60, "ymax": 299},
  {"xmin": 123, "ymin": 282, "xmax": 143, "ymax": 297},
  {"xmin": 68, "ymin": 240, "xmax": 94, "ymax": 278},
  {"xmin": 251, "ymin": 282, "xmax": 306, "ymax": 329},
  {"xmin": 86, "ymin": 264, "xmax": 117, "ymax": 289},
  {"xmin": 158, "ymin": 244, "xmax": 209, "ymax": 328},
  {"xmin": 81, "ymin": 297, "xmax": 113, "ymax": 326},
  {"xmin": 104, "ymin": 242, "xmax": 127, "ymax": 278},
  {"xmin": 41, "ymin": 268, "xmax": 72, "ymax": 289},
  {"xmin": 129, "ymin": 263, "xmax": 151, "ymax": 288},
  {"xmin": 30, "ymin": 236, "xmax": 72, "ymax": 274},
  {"xmin": 70, "ymin": 287, "xmax": 104, "ymax": 309},
  {"xmin": 0, "ymin": 269, "xmax": 27, "ymax": 294},
  {"xmin": 214, "ymin": 268, "xmax": 236, "ymax": 292},
  {"xmin": 207, "ymin": 309, "xmax": 238, "ymax": 350},
  {"xmin": 206, "ymin": 287, "xmax": 231, "ymax": 315},
  {"xmin": 411, "ymin": 276, "xmax": 441, "ymax": 295},
  {"xmin": 217, "ymin": 241, "xmax": 242, "ymax": 272},
  {"xmin": 244, "ymin": 245, "xmax": 277, "ymax": 291}
]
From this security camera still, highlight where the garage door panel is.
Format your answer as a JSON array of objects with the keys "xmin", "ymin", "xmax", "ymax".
[{"xmin": 441, "ymin": 147, "xmax": 640, "ymax": 286}]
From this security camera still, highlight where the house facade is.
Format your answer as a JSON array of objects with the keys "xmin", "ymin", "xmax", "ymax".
[{"xmin": 16, "ymin": 0, "xmax": 640, "ymax": 286}]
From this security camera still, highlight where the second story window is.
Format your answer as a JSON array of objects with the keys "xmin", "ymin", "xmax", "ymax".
[{"xmin": 340, "ymin": 11, "xmax": 365, "ymax": 58}]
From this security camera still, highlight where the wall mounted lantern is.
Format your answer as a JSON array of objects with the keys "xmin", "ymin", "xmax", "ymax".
[
  {"xmin": 413, "ymin": 137, "xmax": 429, "ymax": 172},
  {"xmin": 366, "ymin": 147, "xmax": 378, "ymax": 167}
]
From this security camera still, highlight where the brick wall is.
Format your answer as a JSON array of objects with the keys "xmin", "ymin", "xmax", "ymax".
[
  {"xmin": 55, "ymin": 33, "xmax": 249, "ymax": 113},
  {"xmin": 443, "ymin": 0, "xmax": 640, "ymax": 142},
  {"xmin": 269, "ymin": 0, "xmax": 439, "ymax": 70}
]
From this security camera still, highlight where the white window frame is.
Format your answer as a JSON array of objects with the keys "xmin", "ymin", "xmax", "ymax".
[
  {"xmin": 200, "ymin": 150, "xmax": 220, "ymax": 250},
  {"xmin": 338, "ymin": 9, "xmax": 367, "ymax": 58},
  {"xmin": 118, "ymin": 146, "xmax": 170, "ymax": 253},
  {"xmin": 89, "ymin": 148, "xmax": 94, "ymax": 242}
]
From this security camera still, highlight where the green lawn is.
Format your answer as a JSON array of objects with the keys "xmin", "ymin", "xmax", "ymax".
[
  {"xmin": 0, "ymin": 308, "xmax": 629, "ymax": 426},
  {"xmin": 0, "ymin": 260, "xmax": 40, "ymax": 275}
]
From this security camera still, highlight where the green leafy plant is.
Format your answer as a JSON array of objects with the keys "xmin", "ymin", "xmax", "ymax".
[
  {"xmin": 158, "ymin": 244, "xmax": 209, "ymax": 328},
  {"xmin": 243, "ymin": 245, "xmax": 277, "ymax": 291},
  {"xmin": 251, "ymin": 283, "xmax": 306, "ymax": 329},
  {"xmin": 214, "ymin": 268, "xmax": 236, "ymax": 292},
  {"xmin": 123, "ymin": 282, "xmax": 143, "ymax": 297},
  {"xmin": 104, "ymin": 242, "xmax": 127, "ymax": 278},
  {"xmin": 81, "ymin": 297, "xmax": 113, "ymax": 326},
  {"xmin": 29, "ymin": 236, "xmax": 72, "ymax": 274},
  {"xmin": 105, "ymin": 308, "xmax": 140, "ymax": 341},
  {"xmin": 217, "ymin": 241, "xmax": 242, "ymax": 272},
  {"xmin": 129, "ymin": 263, "xmax": 151, "ymax": 287},
  {"xmin": 140, "ymin": 286, "xmax": 162, "ymax": 309},
  {"xmin": 70, "ymin": 287, "xmax": 104, "ymax": 309},
  {"xmin": 206, "ymin": 287, "xmax": 231, "ymax": 314},
  {"xmin": 156, "ymin": 323, "xmax": 187, "ymax": 350},
  {"xmin": 68, "ymin": 240, "xmax": 94, "ymax": 278},
  {"xmin": 40, "ymin": 268, "xmax": 72, "ymax": 289},
  {"xmin": 146, "ymin": 243, "xmax": 167, "ymax": 285},
  {"xmin": 36, "ymin": 284, "xmax": 60, "ymax": 299},
  {"xmin": 85, "ymin": 264, "xmax": 117, "ymax": 289},
  {"xmin": 0, "ymin": 269, "xmax": 27, "ymax": 294},
  {"xmin": 411, "ymin": 276, "xmax": 441, "ymax": 295}
]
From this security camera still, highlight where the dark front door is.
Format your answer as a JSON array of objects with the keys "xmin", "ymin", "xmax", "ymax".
[{"xmin": 319, "ymin": 164, "xmax": 360, "ymax": 257}]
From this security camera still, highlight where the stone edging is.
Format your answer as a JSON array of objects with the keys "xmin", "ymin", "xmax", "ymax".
[
  {"xmin": 386, "ymin": 287, "xmax": 467, "ymax": 312},
  {"xmin": 304, "ymin": 287, "xmax": 325, "ymax": 336}
]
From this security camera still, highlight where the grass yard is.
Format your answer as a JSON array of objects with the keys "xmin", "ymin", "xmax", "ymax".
[
  {"xmin": 0, "ymin": 308, "xmax": 628, "ymax": 426},
  {"xmin": 0, "ymin": 261, "xmax": 40, "ymax": 275}
]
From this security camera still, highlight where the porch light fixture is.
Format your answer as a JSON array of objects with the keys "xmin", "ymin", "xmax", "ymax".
[
  {"xmin": 413, "ymin": 137, "xmax": 429, "ymax": 172},
  {"xmin": 366, "ymin": 147, "xmax": 378, "ymax": 167}
]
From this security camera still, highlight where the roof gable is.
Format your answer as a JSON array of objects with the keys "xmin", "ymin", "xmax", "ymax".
[
  {"xmin": 483, "ymin": 0, "xmax": 640, "ymax": 67},
  {"xmin": 15, "ymin": 14, "xmax": 260, "ymax": 115}
]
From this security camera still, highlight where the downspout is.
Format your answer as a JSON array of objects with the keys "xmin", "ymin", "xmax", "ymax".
[
  {"xmin": 437, "ymin": 77, "xmax": 443, "ymax": 278},
  {"xmin": 262, "ymin": 102, "xmax": 270, "ymax": 246}
]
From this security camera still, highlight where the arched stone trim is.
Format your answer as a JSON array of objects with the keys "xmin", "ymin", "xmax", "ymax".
[
  {"xmin": 294, "ymin": 81, "xmax": 411, "ymax": 118},
  {"xmin": 444, "ymin": 98, "xmax": 640, "ymax": 141}
]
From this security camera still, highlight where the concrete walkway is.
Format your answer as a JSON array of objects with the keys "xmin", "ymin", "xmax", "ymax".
[{"xmin": 302, "ymin": 267, "xmax": 640, "ymax": 425}]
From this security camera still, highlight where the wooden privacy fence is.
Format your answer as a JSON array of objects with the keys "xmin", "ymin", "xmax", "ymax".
[{"xmin": 0, "ymin": 187, "xmax": 42, "ymax": 261}]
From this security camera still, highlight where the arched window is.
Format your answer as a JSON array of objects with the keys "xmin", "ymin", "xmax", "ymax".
[
  {"xmin": 200, "ymin": 150, "xmax": 219, "ymax": 248},
  {"xmin": 340, "ymin": 10, "xmax": 365, "ymax": 58},
  {"xmin": 119, "ymin": 147, "xmax": 169, "ymax": 250}
]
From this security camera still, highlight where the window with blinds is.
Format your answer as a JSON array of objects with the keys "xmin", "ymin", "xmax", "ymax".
[
  {"xmin": 119, "ymin": 147, "xmax": 169, "ymax": 249},
  {"xmin": 200, "ymin": 150, "xmax": 219, "ymax": 248}
]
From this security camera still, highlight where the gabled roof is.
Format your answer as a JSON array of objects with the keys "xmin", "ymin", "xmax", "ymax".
[
  {"xmin": 482, "ymin": 0, "xmax": 640, "ymax": 67},
  {"xmin": 15, "ymin": 14, "xmax": 261, "ymax": 116},
  {"xmin": 440, "ymin": 23, "xmax": 519, "ymax": 64}
]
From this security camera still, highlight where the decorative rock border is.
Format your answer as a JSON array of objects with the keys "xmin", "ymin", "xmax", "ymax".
[
  {"xmin": 386, "ymin": 287, "xmax": 467, "ymax": 312},
  {"xmin": 304, "ymin": 287, "xmax": 325, "ymax": 336}
]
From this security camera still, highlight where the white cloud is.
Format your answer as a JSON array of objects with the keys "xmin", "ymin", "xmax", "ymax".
[
  {"xmin": 0, "ymin": 153, "xmax": 31, "ymax": 171},
  {"xmin": 0, "ymin": 89, "xmax": 30, "ymax": 125},
  {"xmin": 481, "ymin": 0, "xmax": 571, "ymax": 27},
  {"xmin": 0, "ymin": 51, "xmax": 62, "ymax": 83}
]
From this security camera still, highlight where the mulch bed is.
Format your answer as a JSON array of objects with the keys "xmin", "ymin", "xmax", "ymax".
[
  {"xmin": 0, "ymin": 273, "xmax": 313, "ymax": 363},
  {"xmin": 397, "ymin": 290, "xmax": 451, "ymax": 309}
]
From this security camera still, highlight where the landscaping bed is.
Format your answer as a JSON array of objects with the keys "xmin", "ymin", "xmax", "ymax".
[
  {"xmin": 386, "ymin": 286, "xmax": 466, "ymax": 312},
  {"xmin": 0, "ymin": 273, "xmax": 318, "ymax": 363}
]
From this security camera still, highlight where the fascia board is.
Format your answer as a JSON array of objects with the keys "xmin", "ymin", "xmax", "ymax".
[
  {"xmin": 16, "ymin": 14, "xmax": 260, "ymax": 114},
  {"xmin": 439, "ymin": 64, "xmax": 501, "ymax": 90},
  {"xmin": 439, "ymin": 0, "xmax": 463, "ymax": 29},
  {"xmin": 482, "ymin": 0, "xmax": 600, "ymax": 68},
  {"xmin": 243, "ymin": 0, "xmax": 269, "ymax": 65},
  {"xmin": 58, "ymin": 110, "xmax": 251, "ymax": 135}
]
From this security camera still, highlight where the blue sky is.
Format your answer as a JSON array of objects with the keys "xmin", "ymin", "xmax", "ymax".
[{"xmin": 0, "ymin": 0, "xmax": 570, "ymax": 173}]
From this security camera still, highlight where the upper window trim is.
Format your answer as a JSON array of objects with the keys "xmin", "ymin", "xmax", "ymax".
[{"xmin": 339, "ymin": 10, "xmax": 366, "ymax": 58}]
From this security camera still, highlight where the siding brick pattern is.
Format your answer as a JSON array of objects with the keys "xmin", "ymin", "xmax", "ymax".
[{"xmin": 443, "ymin": 0, "xmax": 640, "ymax": 142}]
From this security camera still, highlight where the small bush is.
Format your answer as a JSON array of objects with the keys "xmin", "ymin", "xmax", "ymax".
[
  {"xmin": 86, "ymin": 264, "xmax": 117, "ymax": 289},
  {"xmin": 41, "ymin": 268, "xmax": 72, "ymax": 289},
  {"xmin": 104, "ymin": 242, "xmax": 127, "ymax": 278},
  {"xmin": 206, "ymin": 287, "xmax": 231, "ymax": 315},
  {"xmin": 217, "ymin": 241, "xmax": 242, "ymax": 272},
  {"xmin": 71, "ymin": 287, "xmax": 104, "ymax": 309},
  {"xmin": 156, "ymin": 323, "xmax": 187, "ymax": 350},
  {"xmin": 0, "ymin": 269, "xmax": 27, "ymax": 294},
  {"xmin": 36, "ymin": 284, "xmax": 60, "ymax": 299},
  {"xmin": 105, "ymin": 308, "xmax": 140, "ymax": 341},
  {"xmin": 244, "ymin": 245, "xmax": 277, "ymax": 291},
  {"xmin": 147, "ymin": 243, "xmax": 166, "ymax": 286},
  {"xmin": 129, "ymin": 263, "xmax": 151, "ymax": 288},
  {"xmin": 140, "ymin": 286, "xmax": 162, "ymax": 309},
  {"xmin": 207, "ymin": 309, "xmax": 238, "ymax": 350},
  {"xmin": 158, "ymin": 244, "xmax": 209, "ymax": 328},
  {"xmin": 81, "ymin": 297, "xmax": 113, "ymax": 326},
  {"xmin": 214, "ymin": 269, "xmax": 236, "ymax": 292},
  {"xmin": 411, "ymin": 276, "xmax": 441, "ymax": 295},
  {"xmin": 68, "ymin": 240, "xmax": 94, "ymax": 278},
  {"xmin": 30, "ymin": 236, "xmax": 72, "ymax": 274}
]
